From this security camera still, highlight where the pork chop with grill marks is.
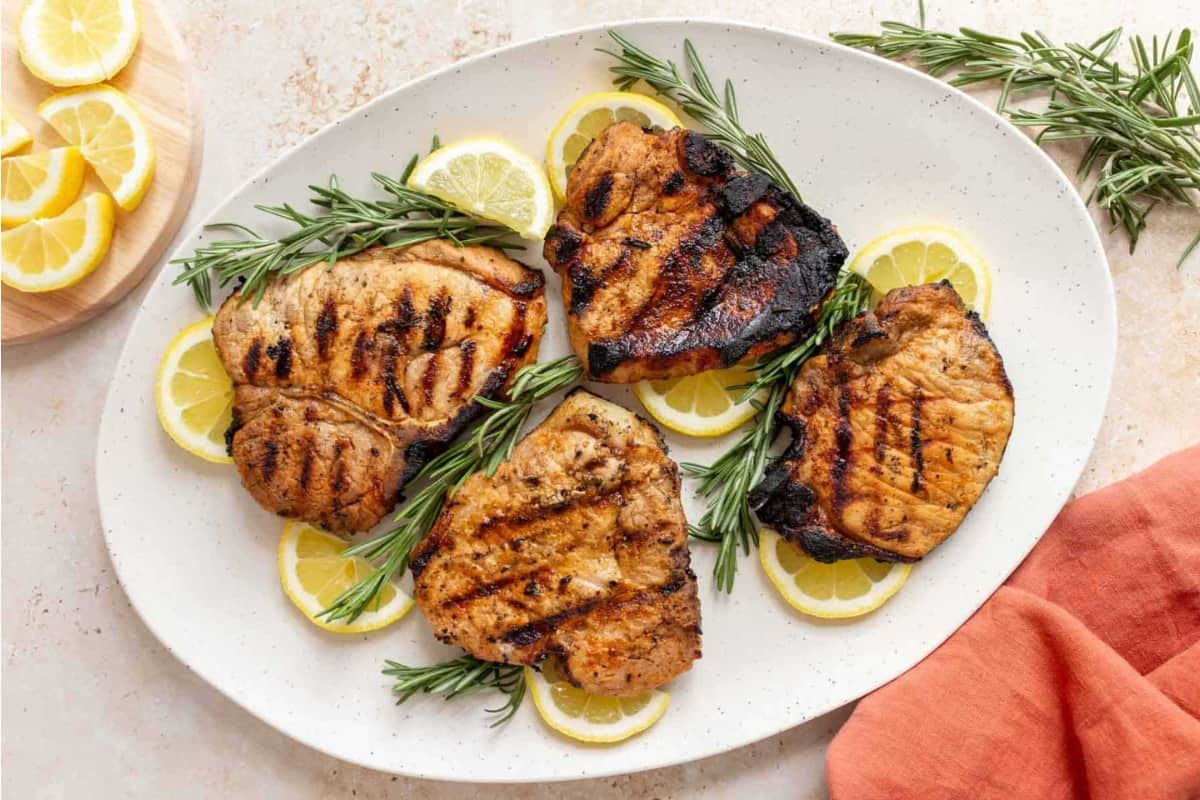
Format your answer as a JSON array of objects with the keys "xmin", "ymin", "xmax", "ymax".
[
  {"xmin": 410, "ymin": 389, "xmax": 701, "ymax": 697},
  {"xmin": 543, "ymin": 121, "xmax": 848, "ymax": 383},
  {"xmin": 750, "ymin": 282, "xmax": 1014, "ymax": 562},
  {"xmin": 212, "ymin": 240, "xmax": 547, "ymax": 533}
]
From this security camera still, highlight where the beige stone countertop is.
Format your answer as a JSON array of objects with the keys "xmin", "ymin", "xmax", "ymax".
[{"xmin": 3, "ymin": 1, "xmax": 1197, "ymax": 797}]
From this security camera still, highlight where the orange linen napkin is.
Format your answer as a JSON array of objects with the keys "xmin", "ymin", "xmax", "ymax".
[{"xmin": 827, "ymin": 445, "xmax": 1200, "ymax": 800}]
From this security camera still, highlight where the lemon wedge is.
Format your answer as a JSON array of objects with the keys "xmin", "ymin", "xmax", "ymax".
[
  {"xmin": 1, "ymin": 191, "xmax": 113, "ymax": 292},
  {"xmin": 18, "ymin": 0, "xmax": 141, "ymax": 87},
  {"xmin": 633, "ymin": 365, "xmax": 766, "ymax": 438},
  {"xmin": 759, "ymin": 528, "xmax": 911, "ymax": 619},
  {"xmin": 849, "ymin": 225, "xmax": 991, "ymax": 319},
  {"xmin": 545, "ymin": 91, "xmax": 681, "ymax": 199},
  {"xmin": 155, "ymin": 317, "xmax": 235, "ymax": 463},
  {"xmin": 2, "ymin": 146, "xmax": 86, "ymax": 227},
  {"xmin": 407, "ymin": 137, "xmax": 553, "ymax": 240},
  {"xmin": 38, "ymin": 84, "xmax": 155, "ymax": 211},
  {"xmin": 1, "ymin": 105, "xmax": 33, "ymax": 156},
  {"xmin": 279, "ymin": 521, "xmax": 414, "ymax": 634},
  {"xmin": 526, "ymin": 657, "xmax": 670, "ymax": 743}
]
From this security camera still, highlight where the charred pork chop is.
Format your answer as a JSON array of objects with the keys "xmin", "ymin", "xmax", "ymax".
[
  {"xmin": 751, "ymin": 282, "xmax": 1014, "ymax": 562},
  {"xmin": 543, "ymin": 122, "xmax": 848, "ymax": 383},
  {"xmin": 410, "ymin": 389, "xmax": 701, "ymax": 696},
  {"xmin": 212, "ymin": 240, "xmax": 547, "ymax": 533}
]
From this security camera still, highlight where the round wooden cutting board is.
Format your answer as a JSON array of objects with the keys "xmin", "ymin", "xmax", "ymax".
[{"xmin": 1, "ymin": 0, "xmax": 202, "ymax": 345}]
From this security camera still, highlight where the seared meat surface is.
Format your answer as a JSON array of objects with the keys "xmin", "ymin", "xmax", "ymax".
[
  {"xmin": 543, "ymin": 122, "xmax": 848, "ymax": 383},
  {"xmin": 410, "ymin": 390, "xmax": 701, "ymax": 696},
  {"xmin": 212, "ymin": 241, "xmax": 547, "ymax": 533},
  {"xmin": 751, "ymin": 282, "xmax": 1014, "ymax": 562}
]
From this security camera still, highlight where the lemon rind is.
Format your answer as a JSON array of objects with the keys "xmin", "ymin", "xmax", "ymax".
[
  {"xmin": 37, "ymin": 84, "xmax": 157, "ymax": 211},
  {"xmin": 407, "ymin": 137, "xmax": 553, "ymax": 240},
  {"xmin": 632, "ymin": 378, "xmax": 761, "ymax": 438},
  {"xmin": 0, "ymin": 193, "xmax": 114, "ymax": 292},
  {"xmin": 278, "ymin": 521, "xmax": 414, "ymax": 634},
  {"xmin": 525, "ymin": 665, "xmax": 671, "ymax": 743},
  {"xmin": 758, "ymin": 529, "xmax": 911, "ymax": 619},
  {"xmin": 153, "ymin": 317, "xmax": 235, "ymax": 464},
  {"xmin": 1, "ymin": 146, "xmax": 86, "ymax": 227},
  {"xmin": 848, "ymin": 224, "xmax": 992, "ymax": 320},
  {"xmin": 545, "ymin": 92, "xmax": 682, "ymax": 199},
  {"xmin": 18, "ymin": 0, "xmax": 141, "ymax": 87}
]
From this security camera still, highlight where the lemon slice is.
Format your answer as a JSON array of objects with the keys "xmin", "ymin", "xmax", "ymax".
[
  {"xmin": 155, "ymin": 317, "xmax": 235, "ymax": 463},
  {"xmin": 633, "ymin": 365, "xmax": 766, "ymax": 438},
  {"xmin": 407, "ymin": 137, "xmax": 553, "ymax": 240},
  {"xmin": 545, "ymin": 91, "xmax": 682, "ymax": 199},
  {"xmin": 38, "ymin": 84, "xmax": 155, "ymax": 211},
  {"xmin": 18, "ymin": 0, "xmax": 141, "ymax": 87},
  {"xmin": 759, "ymin": 528, "xmax": 911, "ymax": 619},
  {"xmin": 1, "ymin": 105, "xmax": 33, "ymax": 156},
  {"xmin": 2, "ymin": 146, "xmax": 86, "ymax": 227},
  {"xmin": 1, "ymin": 192, "xmax": 113, "ymax": 292},
  {"xmin": 849, "ymin": 225, "xmax": 991, "ymax": 319},
  {"xmin": 525, "ymin": 657, "xmax": 670, "ymax": 743},
  {"xmin": 279, "ymin": 521, "xmax": 414, "ymax": 634}
]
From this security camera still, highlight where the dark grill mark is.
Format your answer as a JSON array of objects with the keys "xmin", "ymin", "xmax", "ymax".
[
  {"xmin": 315, "ymin": 298, "xmax": 337, "ymax": 358},
  {"xmin": 873, "ymin": 384, "xmax": 892, "ymax": 467},
  {"xmin": 501, "ymin": 600, "xmax": 601, "ymax": 646},
  {"xmin": 583, "ymin": 172, "xmax": 614, "ymax": 220},
  {"xmin": 261, "ymin": 439, "xmax": 279, "ymax": 483},
  {"xmin": 719, "ymin": 173, "xmax": 771, "ymax": 216},
  {"xmin": 831, "ymin": 380, "xmax": 853, "ymax": 514},
  {"xmin": 330, "ymin": 441, "xmax": 348, "ymax": 498},
  {"xmin": 421, "ymin": 351, "xmax": 439, "ymax": 407},
  {"xmin": 224, "ymin": 408, "xmax": 243, "ymax": 456},
  {"xmin": 243, "ymin": 339, "xmax": 263, "ymax": 378},
  {"xmin": 910, "ymin": 386, "xmax": 925, "ymax": 494},
  {"xmin": 683, "ymin": 130, "xmax": 734, "ymax": 176},
  {"xmin": 663, "ymin": 170, "xmax": 685, "ymax": 195},
  {"xmin": 423, "ymin": 290, "xmax": 449, "ymax": 351},
  {"xmin": 298, "ymin": 438, "xmax": 315, "ymax": 490},
  {"xmin": 567, "ymin": 262, "xmax": 602, "ymax": 315},
  {"xmin": 500, "ymin": 301, "xmax": 529, "ymax": 359},
  {"xmin": 623, "ymin": 237, "xmax": 652, "ymax": 249},
  {"xmin": 463, "ymin": 307, "xmax": 476, "ymax": 329},
  {"xmin": 551, "ymin": 225, "xmax": 583, "ymax": 262},
  {"xmin": 378, "ymin": 288, "xmax": 417, "ymax": 336},
  {"xmin": 266, "ymin": 338, "xmax": 292, "ymax": 379},
  {"xmin": 455, "ymin": 340, "xmax": 476, "ymax": 397},
  {"xmin": 381, "ymin": 343, "xmax": 409, "ymax": 415},
  {"xmin": 350, "ymin": 331, "xmax": 371, "ymax": 379},
  {"xmin": 509, "ymin": 277, "xmax": 544, "ymax": 299},
  {"xmin": 511, "ymin": 334, "xmax": 532, "ymax": 358}
]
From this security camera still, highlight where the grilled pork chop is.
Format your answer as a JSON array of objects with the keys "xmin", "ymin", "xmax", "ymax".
[
  {"xmin": 410, "ymin": 389, "xmax": 701, "ymax": 696},
  {"xmin": 751, "ymin": 282, "xmax": 1014, "ymax": 562},
  {"xmin": 212, "ymin": 240, "xmax": 547, "ymax": 533},
  {"xmin": 543, "ymin": 122, "xmax": 848, "ymax": 383}
]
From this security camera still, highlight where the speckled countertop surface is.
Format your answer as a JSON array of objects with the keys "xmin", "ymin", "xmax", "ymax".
[{"xmin": 3, "ymin": 1, "xmax": 1197, "ymax": 797}]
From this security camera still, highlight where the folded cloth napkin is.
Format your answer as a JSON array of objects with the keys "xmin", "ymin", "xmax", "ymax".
[{"xmin": 827, "ymin": 445, "xmax": 1200, "ymax": 800}]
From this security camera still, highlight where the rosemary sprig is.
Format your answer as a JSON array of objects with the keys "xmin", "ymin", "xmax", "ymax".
[
  {"xmin": 383, "ymin": 655, "xmax": 526, "ymax": 727},
  {"xmin": 682, "ymin": 273, "xmax": 872, "ymax": 591},
  {"xmin": 171, "ymin": 148, "xmax": 518, "ymax": 309},
  {"xmin": 832, "ymin": 23, "xmax": 1200, "ymax": 254},
  {"xmin": 319, "ymin": 356, "xmax": 584, "ymax": 625},
  {"xmin": 602, "ymin": 31, "xmax": 803, "ymax": 199}
]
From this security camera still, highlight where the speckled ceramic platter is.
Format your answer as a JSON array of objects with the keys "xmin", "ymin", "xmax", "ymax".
[{"xmin": 96, "ymin": 20, "xmax": 1115, "ymax": 782}]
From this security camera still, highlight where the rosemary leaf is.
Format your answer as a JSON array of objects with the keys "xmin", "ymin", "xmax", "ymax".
[
  {"xmin": 171, "ymin": 153, "xmax": 519, "ymax": 310},
  {"xmin": 601, "ymin": 31, "xmax": 803, "ymax": 199},
  {"xmin": 832, "ymin": 22, "xmax": 1200, "ymax": 256},
  {"xmin": 383, "ymin": 655, "xmax": 526, "ymax": 727}
]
